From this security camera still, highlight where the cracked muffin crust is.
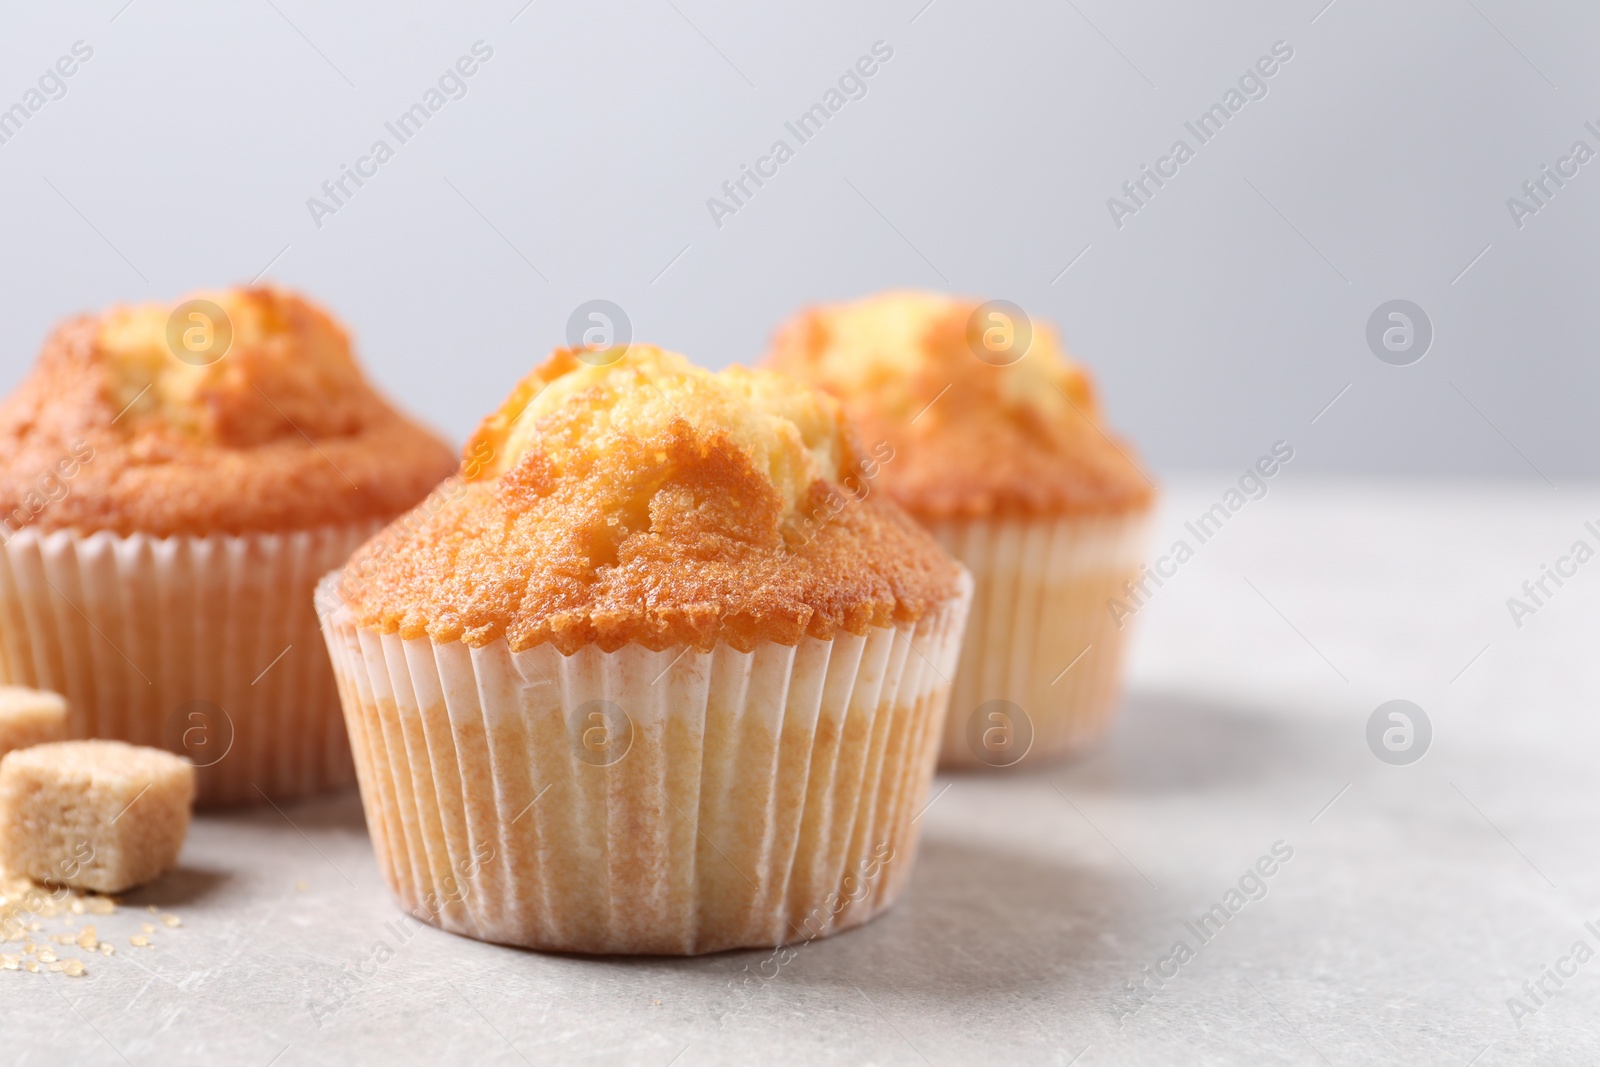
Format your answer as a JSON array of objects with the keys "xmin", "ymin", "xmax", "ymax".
[
  {"xmin": 765, "ymin": 290, "xmax": 1153, "ymax": 520},
  {"xmin": 341, "ymin": 345, "xmax": 962, "ymax": 655},
  {"xmin": 0, "ymin": 287, "xmax": 456, "ymax": 537}
]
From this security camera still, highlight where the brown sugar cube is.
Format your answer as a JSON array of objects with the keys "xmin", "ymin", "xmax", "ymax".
[
  {"xmin": 0, "ymin": 741, "xmax": 195, "ymax": 893},
  {"xmin": 0, "ymin": 687, "xmax": 69, "ymax": 759}
]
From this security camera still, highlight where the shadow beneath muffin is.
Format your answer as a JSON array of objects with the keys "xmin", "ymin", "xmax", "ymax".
[
  {"xmin": 121, "ymin": 865, "xmax": 231, "ymax": 908},
  {"xmin": 869, "ymin": 833, "xmax": 1127, "ymax": 977},
  {"xmin": 1057, "ymin": 687, "xmax": 1351, "ymax": 796},
  {"xmin": 225, "ymin": 786, "xmax": 369, "ymax": 832},
  {"xmin": 653, "ymin": 834, "xmax": 1139, "ymax": 1017}
]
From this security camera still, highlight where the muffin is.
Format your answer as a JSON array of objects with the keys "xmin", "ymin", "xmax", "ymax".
[
  {"xmin": 318, "ymin": 345, "xmax": 971, "ymax": 955},
  {"xmin": 767, "ymin": 292, "xmax": 1153, "ymax": 769},
  {"xmin": 0, "ymin": 288, "xmax": 457, "ymax": 805}
]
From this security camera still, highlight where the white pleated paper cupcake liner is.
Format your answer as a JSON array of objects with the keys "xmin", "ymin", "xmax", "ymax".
[
  {"xmin": 0, "ymin": 522, "xmax": 380, "ymax": 805},
  {"xmin": 317, "ymin": 568, "xmax": 972, "ymax": 956},
  {"xmin": 927, "ymin": 513, "xmax": 1149, "ymax": 769}
]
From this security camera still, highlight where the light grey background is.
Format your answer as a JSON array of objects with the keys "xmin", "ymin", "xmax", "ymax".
[{"xmin": 0, "ymin": 0, "xmax": 1595, "ymax": 479}]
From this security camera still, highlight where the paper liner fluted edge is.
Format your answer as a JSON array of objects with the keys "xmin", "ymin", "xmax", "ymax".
[
  {"xmin": 928, "ymin": 512, "xmax": 1149, "ymax": 769},
  {"xmin": 317, "ymin": 567, "xmax": 972, "ymax": 955},
  {"xmin": 0, "ymin": 522, "xmax": 380, "ymax": 805}
]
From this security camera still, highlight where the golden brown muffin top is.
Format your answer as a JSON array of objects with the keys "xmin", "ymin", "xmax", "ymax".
[
  {"xmin": 0, "ymin": 288, "xmax": 458, "ymax": 537},
  {"xmin": 339, "ymin": 345, "xmax": 962, "ymax": 655},
  {"xmin": 765, "ymin": 291, "xmax": 1155, "ymax": 520}
]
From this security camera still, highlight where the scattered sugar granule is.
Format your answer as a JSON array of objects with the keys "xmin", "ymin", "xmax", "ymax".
[
  {"xmin": 128, "ymin": 935, "xmax": 150, "ymax": 948},
  {"xmin": 1, "ymin": 954, "xmax": 17, "ymax": 970},
  {"xmin": 76, "ymin": 927, "xmax": 96, "ymax": 951},
  {"xmin": 98, "ymin": 943, "xmax": 114, "ymax": 956},
  {"xmin": 23, "ymin": 960, "xmax": 37, "ymax": 973},
  {"xmin": 160, "ymin": 914, "xmax": 180, "ymax": 928},
  {"xmin": 140, "ymin": 922, "xmax": 155, "ymax": 935},
  {"xmin": 61, "ymin": 958, "xmax": 85, "ymax": 977},
  {"xmin": 36, "ymin": 948, "xmax": 56, "ymax": 964}
]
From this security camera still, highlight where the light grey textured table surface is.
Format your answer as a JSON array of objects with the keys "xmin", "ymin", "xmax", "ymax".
[{"xmin": 5, "ymin": 480, "xmax": 1596, "ymax": 1066}]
